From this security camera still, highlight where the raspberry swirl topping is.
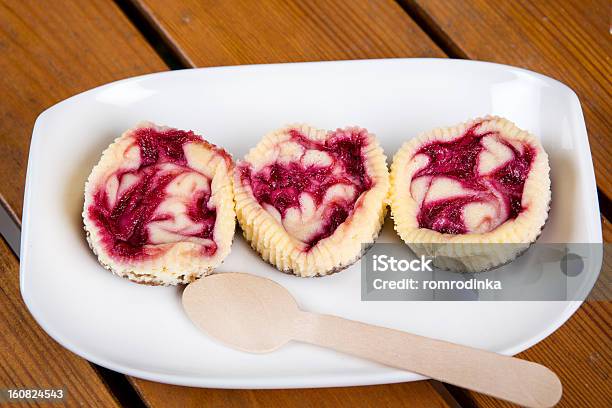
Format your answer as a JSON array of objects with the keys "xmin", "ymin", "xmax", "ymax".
[
  {"xmin": 239, "ymin": 128, "xmax": 372, "ymax": 247},
  {"xmin": 88, "ymin": 127, "xmax": 229, "ymax": 260},
  {"xmin": 411, "ymin": 123, "xmax": 536, "ymax": 234}
]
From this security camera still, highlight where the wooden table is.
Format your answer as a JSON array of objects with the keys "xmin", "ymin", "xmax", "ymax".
[{"xmin": 0, "ymin": 1, "xmax": 609, "ymax": 406}]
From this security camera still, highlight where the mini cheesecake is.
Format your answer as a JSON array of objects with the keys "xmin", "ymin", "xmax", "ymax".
[
  {"xmin": 390, "ymin": 117, "xmax": 551, "ymax": 272},
  {"xmin": 234, "ymin": 125, "xmax": 390, "ymax": 277},
  {"xmin": 83, "ymin": 123, "xmax": 235, "ymax": 285}
]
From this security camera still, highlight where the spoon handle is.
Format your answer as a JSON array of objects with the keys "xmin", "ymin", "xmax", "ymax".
[{"xmin": 293, "ymin": 311, "xmax": 561, "ymax": 408}]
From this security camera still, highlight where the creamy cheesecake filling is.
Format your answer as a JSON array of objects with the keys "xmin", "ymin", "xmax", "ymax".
[
  {"xmin": 88, "ymin": 127, "xmax": 220, "ymax": 260},
  {"xmin": 411, "ymin": 123, "xmax": 535, "ymax": 234},
  {"xmin": 239, "ymin": 128, "xmax": 373, "ymax": 247}
]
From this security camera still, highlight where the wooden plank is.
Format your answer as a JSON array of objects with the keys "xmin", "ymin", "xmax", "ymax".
[
  {"xmin": 0, "ymin": 237, "xmax": 121, "ymax": 407},
  {"xmin": 132, "ymin": 380, "xmax": 451, "ymax": 408},
  {"xmin": 124, "ymin": 1, "xmax": 450, "ymax": 405},
  {"xmin": 0, "ymin": 0, "xmax": 166, "ymax": 222},
  {"xmin": 406, "ymin": 0, "xmax": 612, "ymax": 200},
  {"xmin": 130, "ymin": 0, "xmax": 445, "ymax": 67}
]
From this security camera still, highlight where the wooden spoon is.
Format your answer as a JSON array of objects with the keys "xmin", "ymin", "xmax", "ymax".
[{"xmin": 183, "ymin": 272, "xmax": 562, "ymax": 407}]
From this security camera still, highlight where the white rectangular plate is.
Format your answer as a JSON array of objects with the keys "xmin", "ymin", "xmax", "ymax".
[{"xmin": 21, "ymin": 59, "xmax": 602, "ymax": 388}]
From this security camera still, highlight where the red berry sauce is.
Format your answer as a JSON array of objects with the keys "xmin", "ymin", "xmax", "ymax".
[
  {"xmin": 240, "ymin": 128, "xmax": 372, "ymax": 247},
  {"xmin": 88, "ymin": 127, "xmax": 220, "ymax": 260},
  {"xmin": 414, "ymin": 123, "xmax": 535, "ymax": 234}
]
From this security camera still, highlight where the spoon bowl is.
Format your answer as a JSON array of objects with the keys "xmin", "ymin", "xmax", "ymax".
[{"xmin": 183, "ymin": 272, "xmax": 299, "ymax": 352}]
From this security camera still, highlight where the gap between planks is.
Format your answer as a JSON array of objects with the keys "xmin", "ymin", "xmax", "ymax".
[
  {"xmin": 396, "ymin": 0, "xmax": 467, "ymax": 59},
  {"xmin": 115, "ymin": 0, "xmax": 190, "ymax": 69}
]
